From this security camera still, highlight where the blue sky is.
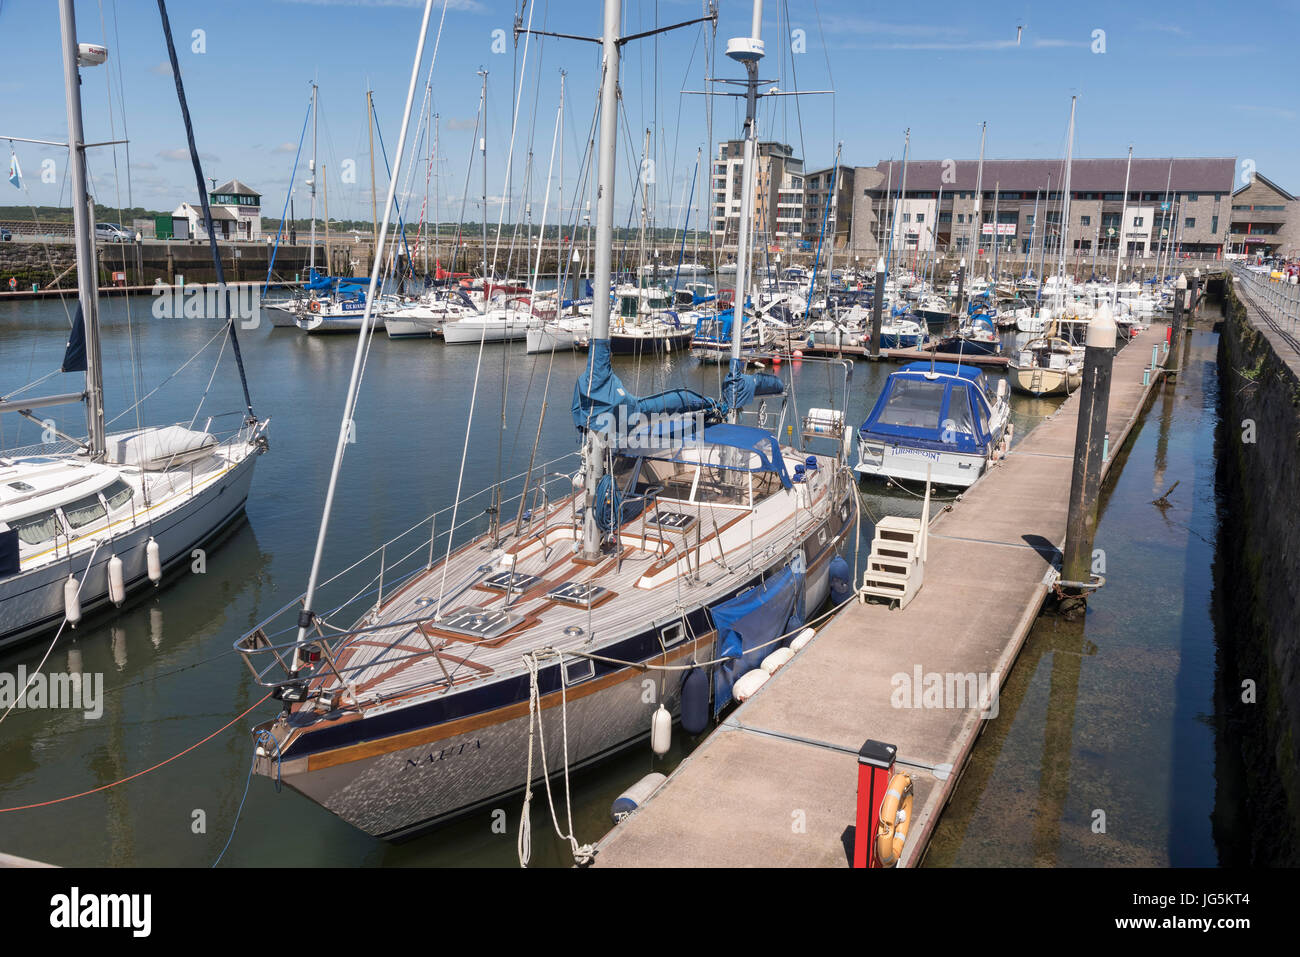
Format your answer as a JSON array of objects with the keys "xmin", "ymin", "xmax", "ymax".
[{"xmin": 3, "ymin": 0, "xmax": 1297, "ymax": 229}]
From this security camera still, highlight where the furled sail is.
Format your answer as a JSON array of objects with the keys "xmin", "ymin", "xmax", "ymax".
[
  {"xmin": 572, "ymin": 339, "xmax": 719, "ymax": 436},
  {"xmin": 60, "ymin": 304, "xmax": 87, "ymax": 373},
  {"xmin": 722, "ymin": 357, "xmax": 783, "ymax": 411}
]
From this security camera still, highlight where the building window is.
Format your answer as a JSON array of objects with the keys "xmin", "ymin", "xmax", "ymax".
[
  {"xmin": 1184, "ymin": 217, "xmax": 1195, "ymax": 229},
  {"xmin": 1133, "ymin": 216, "xmax": 1144, "ymax": 227},
  {"xmin": 915, "ymin": 213, "xmax": 924, "ymax": 223},
  {"xmin": 1211, "ymin": 215, "xmax": 1218, "ymax": 234},
  {"xmin": 901, "ymin": 213, "xmax": 910, "ymax": 223},
  {"xmin": 1080, "ymin": 215, "xmax": 1091, "ymax": 227}
]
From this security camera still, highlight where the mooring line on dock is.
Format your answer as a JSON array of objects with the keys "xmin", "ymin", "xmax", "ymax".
[
  {"xmin": 722, "ymin": 720, "xmax": 952, "ymax": 779},
  {"xmin": 927, "ymin": 531, "xmax": 1060, "ymax": 555}
]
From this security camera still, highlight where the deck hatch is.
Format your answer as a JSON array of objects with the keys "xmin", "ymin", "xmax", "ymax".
[
  {"xmin": 645, "ymin": 510, "xmax": 696, "ymax": 532},
  {"xmin": 547, "ymin": 582, "xmax": 609, "ymax": 608},
  {"xmin": 436, "ymin": 606, "xmax": 523, "ymax": 640},
  {"xmin": 480, "ymin": 570, "xmax": 542, "ymax": 592}
]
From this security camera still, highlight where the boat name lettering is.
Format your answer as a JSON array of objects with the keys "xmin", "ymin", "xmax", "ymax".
[{"xmin": 406, "ymin": 739, "xmax": 483, "ymax": 768}]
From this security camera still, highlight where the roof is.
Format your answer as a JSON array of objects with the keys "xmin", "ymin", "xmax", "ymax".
[
  {"xmin": 1231, "ymin": 172, "xmax": 1295, "ymax": 201},
  {"xmin": 897, "ymin": 361, "xmax": 985, "ymax": 382},
  {"xmin": 211, "ymin": 179, "xmax": 260, "ymax": 198},
  {"xmin": 868, "ymin": 157, "xmax": 1236, "ymax": 193},
  {"xmin": 173, "ymin": 202, "xmax": 237, "ymax": 220}
]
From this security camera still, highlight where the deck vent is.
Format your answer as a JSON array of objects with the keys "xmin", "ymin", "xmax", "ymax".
[
  {"xmin": 547, "ymin": 582, "xmax": 609, "ymax": 608},
  {"xmin": 437, "ymin": 606, "xmax": 522, "ymax": 640},
  {"xmin": 481, "ymin": 570, "xmax": 542, "ymax": 592}
]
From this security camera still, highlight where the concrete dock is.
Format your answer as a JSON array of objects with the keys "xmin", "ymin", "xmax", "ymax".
[{"xmin": 593, "ymin": 322, "xmax": 1166, "ymax": 867}]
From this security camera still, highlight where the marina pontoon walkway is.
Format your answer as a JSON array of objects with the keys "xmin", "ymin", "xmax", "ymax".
[{"xmin": 593, "ymin": 322, "xmax": 1166, "ymax": 867}]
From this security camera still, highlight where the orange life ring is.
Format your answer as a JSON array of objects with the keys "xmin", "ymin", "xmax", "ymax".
[
  {"xmin": 308, "ymin": 299, "xmax": 321, "ymax": 314},
  {"xmin": 875, "ymin": 771, "xmax": 913, "ymax": 867},
  {"xmin": 7, "ymin": 277, "xmax": 15, "ymax": 291}
]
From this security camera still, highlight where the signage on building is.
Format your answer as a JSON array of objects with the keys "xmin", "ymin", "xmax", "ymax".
[{"xmin": 980, "ymin": 223, "xmax": 1017, "ymax": 235}]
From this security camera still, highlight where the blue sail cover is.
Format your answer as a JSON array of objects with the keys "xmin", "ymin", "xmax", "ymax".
[
  {"xmin": 723, "ymin": 357, "xmax": 784, "ymax": 412},
  {"xmin": 305, "ymin": 268, "xmax": 369, "ymax": 294},
  {"xmin": 572, "ymin": 339, "xmax": 719, "ymax": 436},
  {"xmin": 710, "ymin": 564, "xmax": 806, "ymax": 715}
]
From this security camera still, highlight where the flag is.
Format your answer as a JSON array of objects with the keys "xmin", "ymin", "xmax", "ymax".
[{"xmin": 7, "ymin": 151, "xmax": 20, "ymax": 190}]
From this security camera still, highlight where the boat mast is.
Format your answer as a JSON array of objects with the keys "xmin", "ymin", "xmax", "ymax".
[
  {"xmin": 368, "ymin": 89, "xmax": 378, "ymax": 252},
  {"xmin": 885, "ymin": 128, "xmax": 908, "ymax": 276},
  {"xmin": 59, "ymin": 0, "xmax": 106, "ymax": 460},
  {"xmin": 970, "ymin": 121, "xmax": 986, "ymax": 275},
  {"xmin": 322, "ymin": 160, "xmax": 331, "ymax": 274},
  {"xmin": 557, "ymin": 71, "xmax": 565, "ymax": 292},
  {"xmin": 991, "ymin": 180, "xmax": 1000, "ymax": 285},
  {"xmin": 727, "ymin": 0, "xmax": 765, "ymax": 393},
  {"xmin": 433, "ymin": 113, "xmax": 440, "ymax": 270},
  {"xmin": 294, "ymin": 0, "xmax": 436, "ymax": 654},
  {"xmin": 578, "ymin": 0, "xmax": 623, "ymax": 560},
  {"xmin": 1057, "ymin": 95, "xmax": 1077, "ymax": 307},
  {"xmin": 309, "ymin": 82, "xmax": 318, "ymax": 274},
  {"xmin": 1025, "ymin": 188, "xmax": 1038, "ymax": 282},
  {"xmin": 478, "ymin": 68, "xmax": 488, "ymax": 295},
  {"xmin": 1038, "ymin": 173, "xmax": 1050, "ymax": 293},
  {"xmin": 639, "ymin": 127, "xmax": 651, "ymax": 286}
]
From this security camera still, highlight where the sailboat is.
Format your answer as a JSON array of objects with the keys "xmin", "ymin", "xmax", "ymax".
[
  {"xmin": 0, "ymin": 0, "xmax": 269, "ymax": 650},
  {"xmin": 234, "ymin": 0, "xmax": 857, "ymax": 842},
  {"xmin": 1010, "ymin": 97, "xmax": 1083, "ymax": 397}
]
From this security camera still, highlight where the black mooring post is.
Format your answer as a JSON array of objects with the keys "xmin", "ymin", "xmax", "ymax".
[
  {"xmin": 1166, "ymin": 273, "xmax": 1186, "ymax": 377},
  {"xmin": 1190, "ymin": 268, "xmax": 1201, "ymax": 325},
  {"xmin": 870, "ymin": 257, "xmax": 885, "ymax": 358},
  {"xmin": 1060, "ymin": 307, "xmax": 1117, "ymax": 617}
]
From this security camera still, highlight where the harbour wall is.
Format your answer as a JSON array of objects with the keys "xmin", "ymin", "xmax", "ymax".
[{"xmin": 1217, "ymin": 276, "xmax": 1300, "ymax": 864}]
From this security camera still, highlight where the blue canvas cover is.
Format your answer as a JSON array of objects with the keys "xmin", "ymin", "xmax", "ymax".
[
  {"xmin": 710, "ymin": 564, "xmax": 806, "ymax": 715},
  {"xmin": 722, "ymin": 357, "xmax": 784, "ymax": 412},
  {"xmin": 304, "ymin": 268, "xmax": 370, "ymax": 297},
  {"xmin": 571, "ymin": 339, "xmax": 718, "ymax": 434},
  {"xmin": 858, "ymin": 363, "xmax": 993, "ymax": 455},
  {"xmin": 672, "ymin": 423, "xmax": 793, "ymax": 489},
  {"xmin": 693, "ymin": 306, "xmax": 735, "ymax": 339}
]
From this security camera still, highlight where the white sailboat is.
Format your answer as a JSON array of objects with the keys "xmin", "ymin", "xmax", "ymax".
[
  {"xmin": 0, "ymin": 0, "xmax": 269, "ymax": 650},
  {"xmin": 234, "ymin": 0, "xmax": 857, "ymax": 845},
  {"xmin": 1010, "ymin": 96, "xmax": 1083, "ymax": 397}
]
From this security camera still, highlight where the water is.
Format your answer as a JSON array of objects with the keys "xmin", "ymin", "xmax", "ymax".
[
  {"xmin": 0, "ymin": 293, "xmax": 1060, "ymax": 866},
  {"xmin": 924, "ymin": 324, "xmax": 1232, "ymax": 866}
]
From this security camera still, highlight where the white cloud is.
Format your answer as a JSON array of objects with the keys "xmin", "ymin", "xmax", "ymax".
[
  {"xmin": 158, "ymin": 148, "xmax": 219, "ymax": 163},
  {"xmin": 447, "ymin": 117, "xmax": 477, "ymax": 131},
  {"xmin": 272, "ymin": 142, "xmax": 298, "ymax": 153}
]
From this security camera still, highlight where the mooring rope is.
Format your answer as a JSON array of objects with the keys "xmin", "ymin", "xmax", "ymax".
[{"xmin": 0, "ymin": 691, "xmax": 272, "ymax": 813}]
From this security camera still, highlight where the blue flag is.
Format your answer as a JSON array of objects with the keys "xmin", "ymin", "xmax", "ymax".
[{"xmin": 7, "ymin": 152, "xmax": 20, "ymax": 190}]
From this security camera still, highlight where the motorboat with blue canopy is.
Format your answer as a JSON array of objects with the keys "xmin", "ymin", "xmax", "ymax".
[{"xmin": 855, "ymin": 361, "xmax": 1011, "ymax": 488}]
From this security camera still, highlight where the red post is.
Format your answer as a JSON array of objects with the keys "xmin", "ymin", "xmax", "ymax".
[{"xmin": 853, "ymin": 739, "xmax": 897, "ymax": 868}]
